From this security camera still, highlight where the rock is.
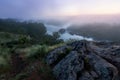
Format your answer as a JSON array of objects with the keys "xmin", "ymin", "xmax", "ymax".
[
  {"xmin": 59, "ymin": 29, "xmax": 66, "ymax": 34},
  {"xmin": 46, "ymin": 40, "xmax": 120, "ymax": 80},
  {"xmin": 85, "ymin": 53, "xmax": 118, "ymax": 80},
  {"xmin": 89, "ymin": 71, "xmax": 98, "ymax": 78},
  {"xmin": 79, "ymin": 71, "xmax": 94, "ymax": 80},
  {"xmin": 46, "ymin": 46, "xmax": 72, "ymax": 66},
  {"xmin": 68, "ymin": 40, "xmax": 87, "ymax": 51},
  {"xmin": 89, "ymin": 42, "xmax": 120, "ymax": 72},
  {"xmin": 53, "ymin": 51, "xmax": 84, "ymax": 80}
]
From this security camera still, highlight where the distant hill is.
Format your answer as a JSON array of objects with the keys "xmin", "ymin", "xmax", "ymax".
[{"xmin": 67, "ymin": 23, "xmax": 120, "ymax": 42}]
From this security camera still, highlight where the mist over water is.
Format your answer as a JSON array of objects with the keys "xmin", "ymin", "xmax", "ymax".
[
  {"xmin": 44, "ymin": 22, "xmax": 93, "ymax": 41},
  {"xmin": 42, "ymin": 15, "xmax": 120, "ymax": 42},
  {"xmin": 44, "ymin": 23, "xmax": 71, "ymax": 34}
]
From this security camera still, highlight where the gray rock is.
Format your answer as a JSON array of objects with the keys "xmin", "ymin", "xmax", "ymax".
[
  {"xmin": 86, "ymin": 53, "xmax": 118, "ymax": 80},
  {"xmin": 68, "ymin": 40, "xmax": 88, "ymax": 51},
  {"xmin": 59, "ymin": 29, "xmax": 66, "ymax": 34},
  {"xmin": 46, "ymin": 40, "xmax": 120, "ymax": 80},
  {"xmin": 53, "ymin": 51, "xmax": 84, "ymax": 80},
  {"xmin": 79, "ymin": 71, "xmax": 94, "ymax": 80},
  {"xmin": 89, "ymin": 71, "xmax": 98, "ymax": 78},
  {"xmin": 46, "ymin": 46, "xmax": 71, "ymax": 66}
]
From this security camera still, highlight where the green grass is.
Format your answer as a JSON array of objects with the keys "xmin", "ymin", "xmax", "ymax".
[
  {"xmin": 0, "ymin": 32, "xmax": 21, "ymax": 43},
  {"xmin": 0, "ymin": 56, "xmax": 11, "ymax": 74},
  {"xmin": 0, "ymin": 46, "xmax": 11, "ymax": 74},
  {"xmin": 11, "ymin": 73, "xmax": 28, "ymax": 80},
  {"xmin": 16, "ymin": 43, "xmax": 65, "ymax": 62},
  {"xmin": 0, "ymin": 32, "xmax": 65, "ymax": 80}
]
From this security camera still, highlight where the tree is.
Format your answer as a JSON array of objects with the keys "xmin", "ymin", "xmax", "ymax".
[{"xmin": 53, "ymin": 32, "xmax": 60, "ymax": 39}]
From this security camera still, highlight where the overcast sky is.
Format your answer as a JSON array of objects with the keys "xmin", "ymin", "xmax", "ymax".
[{"xmin": 0, "ymin": 0, "xmax": 120, "ymax": 19}]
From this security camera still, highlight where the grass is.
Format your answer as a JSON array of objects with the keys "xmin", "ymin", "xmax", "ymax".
[
  {"xmin": 0, "ymin": 32, "xmax": 66, "ymax": 80},
  {"xmin": 0, "ymin": 32, "xmax": 21, "ymax": 43},
  {"xmin": 0, "ymin": 46, "xmax": 11, "ymax": 74},
  {"xmin": 11, "ymin": 73, "xmax": 28, "ymax": 80},
  {"xmin": 0, "ymin": 56, "xmax": 11, "ymax": 74},
  {"xmin": 16, "ymin": 43, "xmax": 65, "ymax": 61}
]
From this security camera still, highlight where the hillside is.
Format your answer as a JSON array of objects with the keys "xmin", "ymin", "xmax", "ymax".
[
  {"xmin": 0, "ymin": 19, "xmax": 64, "ymax": 80},
  {"xmin": 0, "ymin": 19, "xmax": 120, "ymax": 80},
  {"xmin": 0, "ymin": 31, "xmax": 64, "ymax": 80}
]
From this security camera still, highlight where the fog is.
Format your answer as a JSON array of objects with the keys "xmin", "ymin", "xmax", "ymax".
[
  {"xmin": 44, "ymin": 22, "xmax": 93, "ymax": 41},
  {"xmin": 42, "ymin": 15, "xmax": 120, "ymax": 42}
]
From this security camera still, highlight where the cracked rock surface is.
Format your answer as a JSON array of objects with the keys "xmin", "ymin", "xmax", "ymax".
[{"xmin": 46, "ymin": 40, "xmax": 120, "ymax": 80}]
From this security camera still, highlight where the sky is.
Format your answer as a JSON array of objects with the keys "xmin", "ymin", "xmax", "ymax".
[{"xmin": 0, "ymin": 0, "xmax": 120, "ymax": 19}]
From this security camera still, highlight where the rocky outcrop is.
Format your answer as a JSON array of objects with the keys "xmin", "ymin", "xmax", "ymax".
[
  {"xmin": 46, "ymin": 46, "xmax": 72, "ymax": 67},
  {"xmin": 53, "ymin": 51, "xmax": 84, "ymax": 80},
  {"xmin": 46, "ymin": 40, "xmax": 120, "ymax": 80}
]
